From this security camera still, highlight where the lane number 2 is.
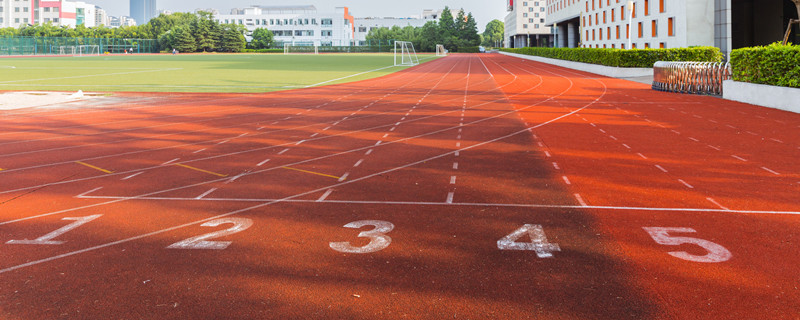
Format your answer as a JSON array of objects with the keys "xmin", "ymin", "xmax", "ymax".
[
  {"xmin": 167, "ymin": 218, "xmax": 253, "ymax": 250},
  {"xmin": 643, "ymin": 227, "xmax": 732, "ymax": 263},
  {"xmin": 329, "ymin": 220, "xmax": 394, "ymax": 254},
  {"xmin": 7, "ymin": 215, "xmax": 103, "ymax": 245},
  {"xmin": 497, "ymin": 224, "xmax": 561, "ymax": 258}
]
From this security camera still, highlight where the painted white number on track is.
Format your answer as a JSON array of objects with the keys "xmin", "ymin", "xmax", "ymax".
[
  {"xmin": 7, "ymin": 215, "xmax": 103, "ymax": 245},
  {"xmin": 167, "ymin": 218, "xmax": 253, "ymax": 250},
  {"xmin": 497, "ymin": 224, "xmax": 561, "ymax": 258},
  {"xmin": 329, "ymin": 220, "xmax": 394, "ymax": 254},
  {"xmin": 642, "ymin": 227, "xmax": 732, "ymax": 263}
]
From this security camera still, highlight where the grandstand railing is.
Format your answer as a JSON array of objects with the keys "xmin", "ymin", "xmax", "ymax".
[
  {"xmin": 0, "ymin": 36, "xmax": 159, "ymax": 56},
  {"xmin": 652, "ymin": 61, "xmax": 732, "ymax": 96}
]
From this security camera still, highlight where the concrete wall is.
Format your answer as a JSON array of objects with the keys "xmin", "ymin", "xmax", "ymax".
[{"xmin": 723, "ymin": 80, "xmax": 800, "ymax": 114}]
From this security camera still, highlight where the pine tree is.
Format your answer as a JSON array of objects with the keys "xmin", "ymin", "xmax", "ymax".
[{"xmin": 171, "ymin": 26, "xmax": 196, "ymax": 53}]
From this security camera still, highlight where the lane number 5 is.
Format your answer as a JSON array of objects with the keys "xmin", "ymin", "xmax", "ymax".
[{"xmin": 643, "ymin": 227, "xmax": 732, "ymax": 263}]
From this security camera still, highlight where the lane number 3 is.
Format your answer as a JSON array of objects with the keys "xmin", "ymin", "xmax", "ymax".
[
  {"xmin": 643, "ymin": 227, "xmax": 732, "ymax": 263},
  {"xmin": 330, "ymin": 220, "xmax": 394, "ymax": 254}
]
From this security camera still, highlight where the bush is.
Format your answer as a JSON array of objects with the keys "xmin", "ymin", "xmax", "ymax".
[
  {"xmin": 459, "ymin": 46, "xmax": 481, "ymax": 53},
  {"xmin": 500, "ymin": 46, "xmax": 723, "ymax": 68},
  {"xmin": 730, "ymin": 43, "xmax": 800, "ymax": 88},
  {"xmin": 242, "ymin": 48, "xmax": 283, "ymax": 53}
]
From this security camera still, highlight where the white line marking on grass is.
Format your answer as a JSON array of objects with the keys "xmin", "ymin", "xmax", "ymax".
[
  {"xmin": 0, "ymin": 68, "xmax": 183, "ymax": 84},
  {"xmin": 196, "ymin": 188, "xmax": 217, "ymax": 199},
  {"xmin": 304, "ymin": 65, "xmax": 398, "ymax": 88},
  {"xmin": 761, "ymin": 167, "xmax": 780, "ymax": 175},
  {"xmin": 121, "ymin": 172, "xmax": 143, "ymax": 180},
  {"xmin": 317, "ymin": 189, "xmax": 333, "ymax": 202}
]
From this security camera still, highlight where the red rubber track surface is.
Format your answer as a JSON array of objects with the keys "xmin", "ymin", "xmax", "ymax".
[{"xmin": 0, "ymin": 53, "xmax": 798, "ymax": 319}]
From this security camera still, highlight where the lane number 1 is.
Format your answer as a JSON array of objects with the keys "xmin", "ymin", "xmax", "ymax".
[{"xmin": 7, "ymin": 215, "xmax": 103, "ymax": 245}]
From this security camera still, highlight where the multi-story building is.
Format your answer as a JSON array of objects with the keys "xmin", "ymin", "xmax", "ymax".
[
  {"xmin": 108, "ymin": 15, "xmax": 136, "ymax": 27},
  {"xmin": 130, "ymin": 0, "xmax": 156, "ymax": 25},
  {"xmin": 0, "ymin": 0, "xmax": 98, "ymax": 28},
  {"xmin": 546, "ymin": 0, "xmax": 799, "ymax": 56},
  {"xmin": 215, "ymin": 5, "xmax": 355, "ymax": 47},
  {"xmin": 95, "ymin": 6, "xmax": 108, "ymax": 26},
  {"xmin": 353, "ymin": 9, "xmax": 442, "ymax": 45},
  {"xmin": 505, "ymin": 0, "xmax": 554, "ymax": 48}
]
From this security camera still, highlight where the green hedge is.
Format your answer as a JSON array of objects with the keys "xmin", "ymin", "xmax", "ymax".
[
  {"xmin": 500, "ymin": 46, "xmax": 723, "ymax": 68},
  {"xmin": 459, "ymin": 46, "xmax": 481, "ymax": 53},
  {"xmin": 730, "ymin": 43, "xmax": 800, "ymax": 88},
  {"xmin": 242, "ymin": 48, "xmax": 284, "ymax": 53}
]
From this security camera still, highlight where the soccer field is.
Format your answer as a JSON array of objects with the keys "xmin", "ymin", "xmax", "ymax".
[{"xmin": 0, "ymin": 53, "xmax": 438, "ymax": 93}]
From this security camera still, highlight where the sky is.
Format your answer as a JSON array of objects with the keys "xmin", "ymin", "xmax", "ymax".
[{"xmin": 87, "ymin": 0, "xmax": 507, "ymax": 32}]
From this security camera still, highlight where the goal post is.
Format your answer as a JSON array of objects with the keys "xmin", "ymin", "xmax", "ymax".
[
  {"xmin": 77, "ymin": 45, "xmax": 100, "ymax": 56},
  {"xmin": 284, "ymin": 43, "xmax": 319, "ymax": 55},
  {"xmin": 394, "ymin": 41, "xmax": 419, "ymax": 66},
  {"xmin": 436, "ymin": 44, "xmax": 447, "ymax": 56},
  {"xmin": 58, "ymin": 46, "xmax": 76, "ymax": 56}
]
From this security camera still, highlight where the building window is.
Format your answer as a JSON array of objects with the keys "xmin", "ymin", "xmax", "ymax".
[
  {"xmin": 660, "ymin": 42, "xmax": 665, "ymax": 48},
  {"xmin": 358, "ymin": 26, "xmax": 366, "ymax": 32},
  {"xmin": 660, "ymin": 0, "xmax": 665, "ymax": 12},
  {"xmin": 44, "ymin": 7, "xmax": 50, "ymax": 12},
  {"xmin": 644, "ymin": 0, "xmax": 649, "ymax": 15},
  {"xmin": 632, "ymin": 2, "xmax": 636, "ymax": 18},
  {"xmin": 524, "ymin": 13, "xmax": 528, "ymax": 17},
  {"xmin": 668, "ymin": 17, "xmax": 674, "ymax": 36},
  {"xmin": 53, "ymin": 7, "xmax": 59, "ymax": 12},
  {"xmin": 638, "ymin": 22, "xmax": 643, "ymax": 38},
  {"xmin": 23, "ymin": 7, "xmax": 29, "ymax": 12},
  {"xmin": 523, "ymin": 24, "xmax": 528, "ymax": 28},
  {"xmin": 535, "ymin": 24, "xmax": 539, "ymax": 28},
  {"xmin": 651, "ymin": 20, "xmax": 657, "ymax": 36},
  {"xmin": 15, "ymin": 7, "xmax": 19, "ymax": 12},
  {"xmin": 616, "ymin": 25, "xmax": 620, "ymax": 39},
  {"xmin": 611, "ymin": 8, "xmax": 615, "ymax": 22},
  {"xmin": 645, "ymin": 43, "xmax": 650, "ymax": 48}
]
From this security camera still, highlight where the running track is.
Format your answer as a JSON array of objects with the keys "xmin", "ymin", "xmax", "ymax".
[{"xmin": 1, "ymin": 53, "xmax": 798, "ymax": 319}]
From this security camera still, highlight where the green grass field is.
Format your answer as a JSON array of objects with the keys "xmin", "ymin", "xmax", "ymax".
[{"xmin": 0, "ymin": 53, "xmax": 439, "ymax": 93}]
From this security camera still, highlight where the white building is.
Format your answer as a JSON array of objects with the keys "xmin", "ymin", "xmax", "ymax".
[
  {"xmin": 0, "ymin": 0, "xmax": 99, "ymax": 28},
  {"xmin": 545, "ymin": 0, "xmax": 798, "ymax": 56},
  {"xmin": 108, "ymin": 15, "xmax": 136, "ymax": 27},
  {"xmin": 505, "ymin": 0, "xmax": 554, "ymax": 48},
  {"xmin": 353, "ymin": 9, "xmax": 442, "ymax": 45},
  {"xmin": 215, "ymin": 5, "xmax": 355, "ymax": 46},
  {"xmin": 95, "ymin": 6, "xmax": 108, "ymax": 26}
]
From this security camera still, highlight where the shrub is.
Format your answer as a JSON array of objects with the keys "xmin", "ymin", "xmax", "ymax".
[
  {"xmin": 500, "ymin": 46, "xmax": 723, "ymax": 68},
  {"xmin": 459, "ymin": 46, "xmax": 481, "ymax": 53},
  {"xmin": 242, "ymin": 48, "xmax": 283, "ymax": 53},
  {"xmin": 730, "ymin": 43, "xmax": 800, "ymax": 88}
]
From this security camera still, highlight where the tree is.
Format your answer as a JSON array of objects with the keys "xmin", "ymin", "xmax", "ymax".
[
  {"xmin": 193, "ymin": 11, "xmax": 218, "ymax": 52},
  {"xmin": 218, "ymin": 24, "xmax": 246, "ymax": 52},
  {"xmin": 438, "ymin": 7, "xmax": 456, "ymax": 38},
  {"xmin": 482, "ymin": 20, "xmax": 504, "ymax": 47},
  {"xmin": 170, "ymin": 26, "xmax": 196, "ymax": 53},
  {"xmin": 250, "ymin": 28, "xmax": 274, "ymax": 49}
]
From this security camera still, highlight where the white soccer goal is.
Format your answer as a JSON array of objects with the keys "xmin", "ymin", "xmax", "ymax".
[
  {"xmin": 394, "ymin": 41, "xmax": 419, "ymax": 66},
  {"xmin": 58, "ymin": 46, "xmax": 76, "ymax": 56},
  {"xmin": 284, "ymin": 43, "xmax": 319, "ymax": 55},
  {"xmin": 436, "ymin": 44, "xmax": 447, "ymax": 56},
  {"xmin": 77, "ymin": 45, "xmax": 100, "ymax": 56}
]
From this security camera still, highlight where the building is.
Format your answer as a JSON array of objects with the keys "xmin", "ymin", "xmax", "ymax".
[
  {"xmin": 214, "ymin": 5, "xmax": 355, "ymax": 47},
  {"xmin": 95, "ymin": 6, "xmax": 108, "ymax": 26},
  {"xmin": 130, "ymin": 0, "xmax": 156, "ymax": 25},
  {"xmin": 546, "ymin": 0, "xmax": 799, "ymax": 56},
  {"xmin": 353, "ymin": 9, "xmax": 442, "ymax": 45},
  {"xmin": 0, "ymin": 0, "xmax": 99, "ymax": 28},
  {"xmin": 108, "ymin": 15, "xmax": 136, "ymax": 27},
  {"xmin": 505, "ymin": 0, "xmax": 554, "ymax": 48}
]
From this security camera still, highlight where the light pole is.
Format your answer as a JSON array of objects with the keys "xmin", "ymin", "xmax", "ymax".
[{"xmin": 627, "ymin": 0, "xmax": 634, "ymax": 49}]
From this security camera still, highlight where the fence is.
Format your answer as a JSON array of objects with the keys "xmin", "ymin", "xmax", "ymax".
[
  {"xmin": 652, "ymin": 61, "xmax": 732, "ymax": 96},
  {"xmin": 273, "ymin": 39, "xmax": 397, "ymax": 53},
  {"xmin": 0, "ymin": 36, "xmax": 160, "ymax": 56}
]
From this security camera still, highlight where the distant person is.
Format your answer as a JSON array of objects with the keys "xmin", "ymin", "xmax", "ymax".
[{"xmin": 172, "ymin": 48, "xmax": 177, "ymax": 55}]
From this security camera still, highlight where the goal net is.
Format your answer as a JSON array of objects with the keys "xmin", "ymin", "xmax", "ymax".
[
  {"xmin": 394, "ymin": 41, "xmax": 419, "ymax": 66},
  {"xmin": 284, "ymin": 43, "xmax": 319, "ymax": 55},
  {"xmin": 57, "ymin": 45, "xmax": 100, "ymax": 56},
  {"xmin": 58, "ymin": 46, "xmax": 76, "ymax": 56},
  {"xmin": 436, "ymin": 44, "xmax": 447, "ymax": 56}
]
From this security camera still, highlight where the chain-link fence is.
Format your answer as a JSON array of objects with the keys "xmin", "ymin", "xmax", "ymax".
[{"xmin": 0, "ymin": 36, "xmax": 160, "ymax": 56}]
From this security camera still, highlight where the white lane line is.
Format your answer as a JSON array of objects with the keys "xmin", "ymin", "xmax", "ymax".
[
  {"xmin": 238, "ymin": 133, "xmax": 248, "ymax": 137},
  {"xmin": 562, "ymin": 176, "xmax": 571, "ymax": 185},
  {"xmin": 323, "ymin": 126, "xmax": 331, "ymax": 131},
  {"xmin": 746, "ymin": 131, "xmax": 758, "ymax": 136},
  {"xmin": 456, "ymin": 142, "xmax": 461, "ymax": 147},
  {"xmin": 707, "ymin": 145, "xmax": 721, "ymax": 151},
  {"xmin": 310, "ymin": 133, "xmax": 319, "ymax": 138},
  {"xmin": 217, "ymin": 140, "xmax": 230, "ymax": 145},
  {"xmin": 636, "ymin": 153, "xmax": 648, "ymax": 159},
  {"xmin": 196, "ymin": 188, "xmax": 217, "ymax": 200},
  {"xmin": 552, "ymin": 162, "xmax": 560, "ymax": 170},
  {"xmin": 454, "ymin": 151, "xmax": 460, "ymax": 157},
  {"xmin": 353, "ymin": 159, "xmax": 364, "ymax": 167},
  {"xmin": 161, "ymin": 158, "xmax": 179, "ymax": 166},
  {"xmin": 574, "ymin": 194, "xmax": 588, "ymax": 206},
  {"xmin": 317, "ymin": 189, "xmax": 333, "ymax": 202},
  {"xmin": 258, "ymin": 127, "xmax": 265, "ymax": 130},
  {"xmin": 538, "ymin": 142, "xmax": 545, "ymax": 147},
  {"xmin": 121, "ymin": 172, "xmax": 144, "ymax": 180},
  {"xmin": 390, "ymin": 127, "xmax": 396, "ymax": 132},
  {"xmin": 609, "ymin": 135, "xmax": 618, "ymax": 141},
  {"xmin": 622, "ymin": 144, "xmax": 631, "ymax": 149},
  {"xmin": 77, "ymin": 187, "xmax": 103, "ymax": 197},
  {"xmin": 706, "ymin": 198, "xmax": 730, "ymax": 210},
  {"xmin": 375, "ymin": 140, "xmax": 382, "ymax": 146},
  {"xmin": 671, "ymin": 130, "xmax": 681, "ymax": 135},
  {"xmin": 726, "ymin": 125, "xmax": 737, "ymax": 129},
  {"xmin": 338, "ymin": 172, "xmax": 349, "ymax": 182},
  {"xmin": 761, "ymin": 167, "xmax": 780, "ymax": 175},
  {"xmin": 544, "ymin": 151, "xmax": 552, "ymax": 158},
  {"xmin": 193, "ymin": 148, "xmax": 207, "ymax": 154},
  {"xmin": 709, "ymin": 120, "xmax": 718, "ymax": 124},
  {"xmin": 226, "ymin": 173, "xmax": 245, "ymax": 184},
  {"xmin": 257, "ymin": 159, "xmax": 271, "ymax": 166},
  {"xmin": 689, "ymin": 137, "xmax": 699, "ymax": 142},
  {"xmin": 731, "ymin": 155, "xmax": 748, "ymax": 162},
  {"xmin": 655, "ymin": 165, "xmax": 668, "ymax": 173},
  {"xmin": 296, "ymin": 140, "xmax": 306, "ymax": 145},
  {"xmin": 450, "ymin": 176, "xmax": 457, "ymax": 184},
  {"xmin": 599, "ymin": 129, "xmax": 606, "ymax": 134},
  {"xmin": 365, "ymin": 149, "xmax": 373, "ymax": 155},
  {"xmin": 278, "ymin": 148, "xmax": 290, "ymax": 155},
  {"xmin": 590, "ymin": 123, "xmax": 596, "ymax": 127},
  {"xmin": 383, "ymin": 133, "xmax": 389, "ymax": 138},
  {"xmin": 678, "ymin": 179, "xmax": 694, "ymax": 189},
  {"xmin": 453, "ymin": 162, "xmax": 459, "ymax": 170},
  {"xmin": 446, "ymin": 192, "xmax": 455, "ymax": 204},
  {"xmin": 770, "ymin": 139, "xmax": 784, "ymax": 143}
]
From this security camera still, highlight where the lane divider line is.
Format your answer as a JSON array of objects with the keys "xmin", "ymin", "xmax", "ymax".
[
  {"xmin": 75, "ymin": 161, "xmax": 113, "ymax": 174},
  {"xmin": 174, "ymin": 163, "xmax": 228, "ymax": 177},
  {"xmin": 281, "ymin": 166, "xmax": 340, "ymax": 180},
  {"xmin": 121, "ymin": 172, "xmax": 144, "ymax": 180},
  {"xmin": 196, "ymin": 188, "xmax": 217, "ymax": 200},
  {"xmin": 317, "ymin": 189, "xmax": 333, "ymax": 202}
]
